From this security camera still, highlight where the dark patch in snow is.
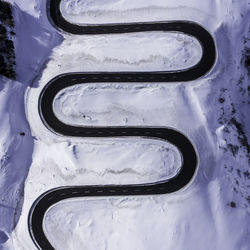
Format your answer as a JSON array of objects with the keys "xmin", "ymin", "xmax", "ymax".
[
  {"xmin": 230, "ymin": 201, "xmax": 236, "ymax": 208},
  {"xmin": 228, "ymin": 143, "xmax": 239, "ymax": 157},
  {"xmin": 218, "ymin": 97, "xmax": 225, "ymax": 103},
  {"xmin": 236, "ymin": 76, "xmax": 246, "ymax": 96},
  {"xmin": 0, "ymin": 230, "xmax": 8, "ymax": 244},
  {"xmin": 0, "ymin": 154, "xmax": 9, "ymax": 170},
  {"xmin": 246, "ymin": 196, "xmax": 250, "ymax": 204},
  {"xmin": 237, "ymin": 169, "xmax": 241, "ymax": 178},
  {"xmin": 243, "ymin": 32, "xmax": 250, "ymax": 75},
  {"xmin": 245, "ymin": 57, "xmax": 250, "ymax": 67},
  {"xmin": 243, "ymin": 170, "xmax": 250, "ymax": 178},
  {"xmin": 229, "ymin": 118, "xmax": 250, "ymax": 154},
  {"xmin": 0, "ymin": 1, "xmax": 16, "ymax": 79}
]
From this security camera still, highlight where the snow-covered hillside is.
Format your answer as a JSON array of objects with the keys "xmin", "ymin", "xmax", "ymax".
[{"xmin": 0, "ymin": 0, "xmax": 249, "ymax": 249}]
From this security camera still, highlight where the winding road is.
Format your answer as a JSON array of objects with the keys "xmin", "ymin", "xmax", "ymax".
[{"xmin": 28, "ymin": 0, "xmax": 216, "ymax": 249}]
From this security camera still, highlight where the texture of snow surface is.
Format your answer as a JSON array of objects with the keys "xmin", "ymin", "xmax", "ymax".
[
  {"xmin": 0, "ymin": 0, "xmax": 249, "ymax": 249},
  {"xmin": 48, "ymin": 32, "xmax": 202, "ymax": 72}
]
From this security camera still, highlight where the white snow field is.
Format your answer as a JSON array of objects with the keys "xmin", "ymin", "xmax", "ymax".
[{"xmin": 0, "ymin": 0, "xmax": 249, "ymax": 249}]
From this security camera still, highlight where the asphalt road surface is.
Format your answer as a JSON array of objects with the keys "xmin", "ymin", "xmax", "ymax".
[{"xmin": 28, "ymin": 0, "xmax": 216, "ymax": 249}]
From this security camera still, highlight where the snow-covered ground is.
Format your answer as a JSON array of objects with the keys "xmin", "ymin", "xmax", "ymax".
[{"xmin": 0, "ymin": 0, "xmax": 249, "ymax": 249}]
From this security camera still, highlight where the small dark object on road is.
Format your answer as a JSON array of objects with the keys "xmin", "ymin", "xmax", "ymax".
[{"xmin": 20, "ymin": 132, "xmax": 25, "ymax": 136}]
